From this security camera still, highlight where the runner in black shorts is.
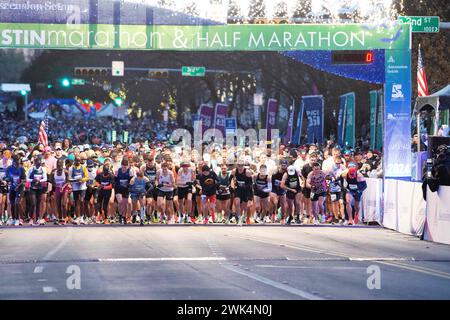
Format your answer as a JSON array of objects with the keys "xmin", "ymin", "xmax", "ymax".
[
  {"xmin": 141, "ymin": 155, "xmax": 158, "ymax": 222},
  {"xmin": 216, "ymin": 164, "xmax": 232, "ymax": 223},
  {"xmin": 270, "ymin": 160, "xmax": 288, "ymax": 223},
  {"xmin": 230, "ymin": 161, "xmax": 253, "ymax": 225},
  {"xmin": 281, "ymin": 165, "xmax": 302, "ymax": 225},
  {"xmin": 115, "ymin": 159, "xmax": 134, "ymax": 224},
  {"xmin": 253, "ymin": 164, "xmax": 271, "ymax": 224}
]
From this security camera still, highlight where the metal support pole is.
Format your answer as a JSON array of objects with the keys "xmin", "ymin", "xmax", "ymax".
[{"xmin": 24, "ymin": 93, "xmax": 28, "ymax": 121}]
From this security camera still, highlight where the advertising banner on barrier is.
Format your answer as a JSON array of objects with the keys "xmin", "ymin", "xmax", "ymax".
[
  {"xmin": 214, "ymin": 103, "xmax": 227, "ymax": 136},
  {"xmin": 266, "ymin": 99, "xmax": 278, "ymax": 142},
  {"xmin": 382, "ymin": 179, "xmax": 425, "ymax": 236},
  {"xmin": 424, "ymin": 186, "xmax": 450, "ymax": 245},
  {"xmin": 382, "ymin": 179, "xmax": 398, "ymax": 230},
  {"xmin": 342, "ymin": 92, "xmax": 355, "ymax": 147},
  {"xmin": 303, "ymin": 95, "xmax": 324, "ymax": 144},
  {"xmin": 198, "ymin": 104, "xmax": 214, "ymax": 134},
  {"xmin": 361, "ymin": 178, "xmax": 383, "ymax": 224},
  {"xmin": 396, "ymin": 180, "xmax": 426, "ymax": 236},
  {"xmin": 292, "ymin": 100, "xmax": 304, "ymax": 146},
  {"xmin": 337, "ymin": 95, "xmax": 346, "ymax": 146},
  {"xmin": 369, "ymin": 90, "xmax": 377, "ymax": 150}
]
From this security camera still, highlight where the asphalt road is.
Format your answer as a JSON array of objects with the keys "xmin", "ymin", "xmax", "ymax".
[{"xmin": 1, "ymin": 224, "xmax": 449, "ymax": 300}]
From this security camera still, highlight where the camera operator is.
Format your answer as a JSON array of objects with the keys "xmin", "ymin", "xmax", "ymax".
[{"xmin": 422, "ymin": 144, "xmax": 450, "ymax": 200}]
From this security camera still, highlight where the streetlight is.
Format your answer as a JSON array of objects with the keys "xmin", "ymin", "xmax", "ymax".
[
  {"xmin": 114, "ymin": 97, "xmax": 123, "ymax": 106},
  {"xmin": 61, "ymin": 78, "xmax": 71, "ymax": 87}
]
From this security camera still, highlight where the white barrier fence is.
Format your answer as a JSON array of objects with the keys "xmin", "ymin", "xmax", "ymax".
[
  {"xmin": 424, "ymin": 186, "xmax": 450, "ymax": 245},
  {"xmin": 362, "ymin": 178, "xmax": 448, "ymax": 245},
  {"xmin": 361, "ymin": 178, "xmax": 383, "ymax": 224},
  {"xmin": 361, "ymin": 178, "xmax": 426, "ymax": 237}
]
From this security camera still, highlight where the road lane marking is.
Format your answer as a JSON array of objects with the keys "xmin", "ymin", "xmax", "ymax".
[
  {"xmin": 33, "ymin": 266, "xmax": 43, "ymax": 273},
  {"xmin": 349, "ymin": 257, "xmax": 416, "ymax": 262},
  {"xmin": 255, "ymin": 265, "xmax": 367, "ymax": 270},
  {"xmin": 42, "ymin": 227, "xmax": 74, "ymax": 261},
  {"xmin": 378, "ymin": 261, "xmax": 450, "ymax": 280},
  {"xmin": 231, "ymin": 234, "xmax": 450, "ymax": 279},
  {"xmin": 33, "ymin": 227, "xmax": 73, "ymax": 294},
  {"xmin": 98, "ymin": 257, "xmax": 227, "ymax": 262},
  {"xmin": 222, "ymin": 264, "xmax": 324, "ymax": 300}
]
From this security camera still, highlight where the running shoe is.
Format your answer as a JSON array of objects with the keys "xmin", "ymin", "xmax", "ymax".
[
  {"xmin": 80, "ymin": 217, "xmax": 86, "ymax": 225},
  {"xmin": 6, "ymin": 219, "xmax": 12, "ymax": 226},
  {"xmin": 237, "ymin": 216, "xmax": 244, "ymax": 226},
  {"xmin": 246, "ymin": 217, "xmax": 251, "ymax": 225},
  {"xmin": 13, "ymin": 219, "xmax": 19, "ymax": 226},
  {"xmin": 136, "ymin": 215, "xmax": 141, "ymax": 224},
  {"xmin": 207, "ymin": 217, "xmax": 214, "ymax": 224},
  {"xmin": 53, "ymin": 218, "xmax": 59, "ymax": 225},
  {"xmin": 40, "ymin": 218, "xmax": 46, "ymax": 226},
  {"xmin": 28, "ymin": 218, "xmax": 33, "ymax": 226},
  {"xmin": 313, "ymin": 218, "xmax": 319, "ymax": 225},
  {"xmin": 255, "ymin": 216, "xmax": 261, "ymax": 224},
  {"xmin": 343, "ymin": 220, "xmax": 349, "ymax": 226},
  {"xmin": 75, "ymin": 217, "xmax": 81, "ymax": 225},
  {"xmin": 104, "ymin": 219, "xmax": 109, "ymax": 225},
  {"xmin": 186, "ymin": 216, "xmax": 193, "ymax": 224},
  {"xmin": 0, "ymin": 220, "xmax": 3, "ymax": 226},
  {"xmin": 229, "ymin": 216, "xmax": 236, "ymax": 224},
  {"xmin": 19, "ymin": 219, "xmax": 24, "ymax": 226},
  {"xmin": 354, "ymin": 214, "xmax": 360, "ymax": 225},
  {"xmin": 264, "ymin": 216, "xmax": 272, "ymax": 224},
  {"xmin": 195, "ymin": 216, "xmax": 203, "ymax": 224},
  {"xmin": 326, "ymin": 216, "xmax": 333, "ymax": 223}
]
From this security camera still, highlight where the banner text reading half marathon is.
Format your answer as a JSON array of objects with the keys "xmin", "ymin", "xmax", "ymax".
[{"xmin": 0, "ymin": 23, "xmax": 408, "ymax": 51}]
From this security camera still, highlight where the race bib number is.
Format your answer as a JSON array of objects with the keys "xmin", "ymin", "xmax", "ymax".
[
  {"xmin": 331, "ymin": 194, "xmax": 337, "ymax": 201},
  {"xmin": 349, "ymin": 184, "xmax": 358, "ymax": 190}
]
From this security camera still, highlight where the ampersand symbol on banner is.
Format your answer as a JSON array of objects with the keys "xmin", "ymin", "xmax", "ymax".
[{"xmin": 173, "ymin": 29, "xmax": 188, "ymax": 48}]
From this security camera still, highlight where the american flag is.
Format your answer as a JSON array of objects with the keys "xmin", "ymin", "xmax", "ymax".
[
  {"xmin": 417, "ymin": 44, "xmax": 429, "ymax": 97},
  {"xmin": 38, "ymin": 107, "xmax": 49, "ymax": 147}
]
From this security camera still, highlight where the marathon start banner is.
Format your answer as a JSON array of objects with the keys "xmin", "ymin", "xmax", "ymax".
[{"xmin": 0, "ymin": 23, "xmax": 410, "ymax": 51}]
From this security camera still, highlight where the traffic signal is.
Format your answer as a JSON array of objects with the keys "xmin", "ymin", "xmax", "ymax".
[
  {"xmin": 61, "ymin": 78, "xmax": 71, "ymax": 87},
  {"xmin": 114, "ymin": 97, "xmax": 123, "ymax": 106},
  {"xmin": 271, "ymin": 18, "xmax": 289, "ymax": 24},
  {"xmin": 253, "ymin": 18, "xmax": 290, "ymax": 24},
  {"xmin": 254, "ymin": 18, "xmax": 268, "ymax": 24},
  {"xmin": 149, "ymin": 69, "xmax": 169, "ymax": 78},
  {"xmin": 74, "ymin": 67, "xmax": 108, "ymax": 78}
]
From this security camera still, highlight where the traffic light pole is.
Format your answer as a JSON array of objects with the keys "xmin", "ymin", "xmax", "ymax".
[{"xmin": 74, "ymin": 67, "xmax": 254, "ymax": 75}]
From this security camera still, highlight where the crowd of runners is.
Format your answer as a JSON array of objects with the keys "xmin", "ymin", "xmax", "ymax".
[{"xmin": 0, "ymin": 137, "xmax": 382, "ymax": 227}]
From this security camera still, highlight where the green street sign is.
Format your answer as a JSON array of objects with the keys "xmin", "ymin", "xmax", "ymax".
[
  {"xmin": 71, "ymin": 78, "xmax": 86, "ymax": 85},
  {"xmin": 399, "ymin": 16, "xmax": 440, "ymax": 33},
  {"xmin": 182, "ymin": 66, "xmax": 206, "ymax": 77}
]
